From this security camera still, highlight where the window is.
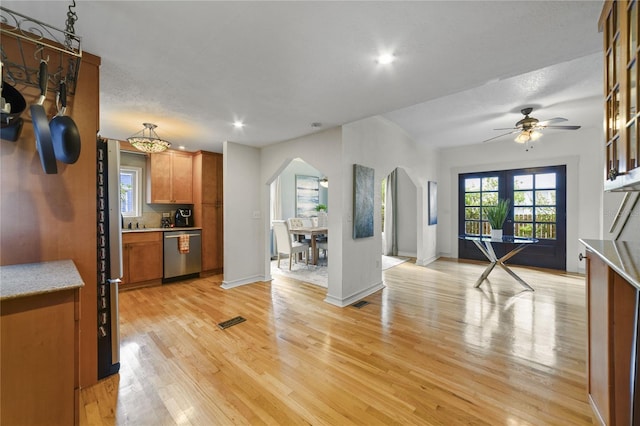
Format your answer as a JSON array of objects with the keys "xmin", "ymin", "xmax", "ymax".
[
  {"xmin": 458, "ymin": 165, "xmax": 567, "ymax": 270},
  {"xmin": 120, "ymin": 167, "xmax": 142, "ymax": 217}
]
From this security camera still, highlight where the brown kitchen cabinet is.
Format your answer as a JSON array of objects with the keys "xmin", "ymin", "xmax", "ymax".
[
  {"xmin": 600, "ymin": 1, "xmax": 640, "ymax": 190},
  {"xmin": 147, "ymin": 150, "xmax": 194, "ymax": 203},
  {"xmin": 193, "ymin": 151, "xmax": 224, "ymax": 274},
  {"xmin": 122, "ymin": 232, "xmax": 163, "ymax": 288},
  {"xmin": 585, "ymin": 248, "xmax": 637, "ymax": 425},
  {"xmin": 0, "ymin": 260, "xmax": 84, "ymax": 426}
]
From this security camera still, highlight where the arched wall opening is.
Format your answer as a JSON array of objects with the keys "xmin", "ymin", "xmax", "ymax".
[{"xmin": 265, "ymin": 157, "xmax": 330, "ymax": 291}]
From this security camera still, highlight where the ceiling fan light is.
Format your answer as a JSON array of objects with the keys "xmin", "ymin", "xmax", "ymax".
[
  {"xmin": 514, "ymin": 131, "xmax": 530, "ymax": 144},
  {"xmin": 529, "ymin": 130, "xmax": 543, "ymax": 141}
]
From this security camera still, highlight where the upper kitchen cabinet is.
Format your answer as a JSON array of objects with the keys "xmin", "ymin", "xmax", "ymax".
[
  {"xmin": 147, "ymin": 151, "xmax": 193, "ymax": 204},
  {"xmin": 601, "ymin": 1, "xmax": 640, "ymax": 190}
]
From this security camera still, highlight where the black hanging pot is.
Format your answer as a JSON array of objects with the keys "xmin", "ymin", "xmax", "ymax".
[
  {"xmin": 50, "ymin": 81, "xmax": 81, "ymax": 164},
  {"xmin": 30, "ymin": 60, "xmax": 57, "ymax": 174},
  {"xmin": 1, "ymin": 63, "xmax": 26, "ymax": 142}
]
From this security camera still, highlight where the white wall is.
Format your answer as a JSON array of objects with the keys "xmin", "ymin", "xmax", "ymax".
[
  {"xmin": 278, "ymin": 159, "xmax": 327, "ymax": 220},
  {"xmin": 338, "ymin": 116, "xmax": 437, "ymax": 306},
  {"xmin": 437, "ymin": 125, "xmax": 604, "ymax": 273},
  {"xmin": 222, "ymin": 141, "xmax": 265, "ymax": 288}
]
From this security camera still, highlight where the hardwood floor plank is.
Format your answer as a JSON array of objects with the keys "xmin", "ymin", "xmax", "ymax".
[{"xmin": 81, "ymin": 258, "xmax": 596, "ymax": 425}]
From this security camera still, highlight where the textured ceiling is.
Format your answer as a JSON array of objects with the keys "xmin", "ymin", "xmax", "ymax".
[{"xmin": 2, "ymin": 1, "xmax": 604, "ymax": 153}]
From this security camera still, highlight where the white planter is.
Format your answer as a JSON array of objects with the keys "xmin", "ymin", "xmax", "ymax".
[{"xmin": 490, "ymin": 229, "xmax": 503, "ymax": 240}]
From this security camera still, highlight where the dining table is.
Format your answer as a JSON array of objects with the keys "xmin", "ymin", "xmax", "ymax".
[{"xmin": 289, "ymin": 226, "xmax": 328, "ymax": 265}]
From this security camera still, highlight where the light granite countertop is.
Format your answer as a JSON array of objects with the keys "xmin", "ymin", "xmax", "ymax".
[
  {"xmin": 0, "ymin": 260, "xmax": 84, "ymax": 301},
  {"xmin": 580, "ymin": 239, "xmax": 640, "ymax": 290},
  {"xmin": 122, "ymin": 227, "xmax": 202, "ymax": 233}
]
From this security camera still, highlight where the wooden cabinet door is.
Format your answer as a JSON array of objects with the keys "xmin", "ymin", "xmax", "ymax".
[
  {"xmin": 202, "ymin": 204, "xmax": 223, "ymax": 272},
  {"xmin": 122, "ymin": 232, "xmax": 163, "ymax": 285},
  {"xmin": 147, "ymin": 151, "xmax": 193, "ymax": 203},
  {"xmin": 172, "ymin": 152, "xmax": 193, "ymax": 204},
  {"xmin": 128, "ymin": 241, "xmax": 163, "ymax": 283},
  {"xmin": 147, "ymin": 152, "xmax": 173, "ymax": 203},
  {"xmin": 200, "ymin": 152, "xmax": 222, "ymax": 204}
]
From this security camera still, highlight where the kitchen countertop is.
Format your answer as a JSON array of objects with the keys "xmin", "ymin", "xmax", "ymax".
[
  {"xmin": 122, "ymin": 227, "xmax": 202, "ymax": 233},
  {"xmin": 580, "ymin": 239, "xmax": 640, "ymax": 290},
  {"xmin": 0, "ymin": 260, "xmax": 84, "ymax": 301}
]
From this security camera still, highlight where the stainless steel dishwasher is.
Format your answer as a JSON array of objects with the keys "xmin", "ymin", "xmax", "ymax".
[{"xmin": 163, "ymin": 229, "xmax": 202, "ymax": 282}]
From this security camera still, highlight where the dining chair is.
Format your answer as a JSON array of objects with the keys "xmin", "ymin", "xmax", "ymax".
[{"xmin": 273, "ymin": 220, "xmax": 309, "ymax": 270}]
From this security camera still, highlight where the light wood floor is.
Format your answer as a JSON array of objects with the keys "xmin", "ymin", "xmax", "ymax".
[{"xmin": 80, "ymin": 258, "xmax": 596, "ymax": 425}]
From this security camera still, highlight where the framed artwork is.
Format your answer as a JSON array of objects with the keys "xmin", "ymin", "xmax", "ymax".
[
  {"xmin": 353, "ymin": 164, "xmax": 375, "ymax": 239},
  {"xmin": 295, "ymin": 175, "xmax": 319, "ymax": 218},
  {"xmin": 428, "ymin": 181, "xmax": 437, "ymax": 225}
]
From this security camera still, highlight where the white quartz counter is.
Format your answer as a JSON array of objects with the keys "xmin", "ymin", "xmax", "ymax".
[
  {"xmin": 580, "ymin": 239, "xmax": 640, "ymax": 290},
  {"xmin": 0, "ymin": 260, "xmax": 84, "ymax": 300}
]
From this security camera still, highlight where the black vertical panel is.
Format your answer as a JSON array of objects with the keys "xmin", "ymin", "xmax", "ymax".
[{"xmin": 96, "ymin": 137, "xmax": 119, "ymax": 379}]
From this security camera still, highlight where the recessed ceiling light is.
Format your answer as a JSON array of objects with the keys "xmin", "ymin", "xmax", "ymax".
[
  {"xmin": 233, "ymin": 120, "xmax": 244, "ymax": 129},
  {"xmin": 376, "ymin": 53, "xmax": 395, "ymax": 65},
  {"xmin": 179, "ymin": 145, "xmax": 186, "ymax": 150}
]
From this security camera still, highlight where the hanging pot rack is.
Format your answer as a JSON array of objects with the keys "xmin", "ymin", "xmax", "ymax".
[{"xmin": 0, "ymin": 5, "xmax": 82, "ymax": 95}]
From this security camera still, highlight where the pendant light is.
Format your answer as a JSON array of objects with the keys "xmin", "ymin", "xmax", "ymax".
[{"xmin": 127, "ymin": 123, "xmax": 171, "ymax": 153}]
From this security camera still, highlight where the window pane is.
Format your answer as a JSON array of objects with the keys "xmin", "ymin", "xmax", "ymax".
[
  {"xmin": 465, "ymin": 192, "xmax": 480, "ymax": 206},
  {"xmin": 465, "ymin": 178, "xmax": 480, "ymax": 192},
  {"xmin": 465, "ymin": 221, "xmax": 480, "ymax": 235},
  {"xmin": 481, "ymin": 221, "xmax": 491, "ymax": 236},
  {"xmin": 514, "ymin": 222, "xmax": 533, "ymax": 238},
  {"xmin": 536, "ymin": 223, "xmax": 556, "ymax": 240},
  {"xmin": 535, "ymin": 190, "xmax": 556, "ymax": 205},
  {"xmin": 514, "ymin": 207, "xmax": 533, "ymax": 221},
  {"xmin": 120, "ymin": 168, "xmax": 140, "ymax": 217},
  {"xmin": 482, "ymin": 176, "xmax": 499, "ymax": 191},
  {"xmin": 514, "ymin": 191, "xmax": 533, "ymax": 206},
  {"xmin": 536, "ymin": 207, "xmax": 556, "ymax": 222},
  {"xmin": 535, "ymin": 173, "xmax": 556, "ymax": 189},
  {"xmin": 465, "ymin": 207, "xmax": 481, "ymax": 220},
  {"xmin": 514, "ymin": 175, "xmax": 533, "ymax": 190},
  {"xmin": 482, "ymin": 192, "xmax": 498, "ymax": 206}
]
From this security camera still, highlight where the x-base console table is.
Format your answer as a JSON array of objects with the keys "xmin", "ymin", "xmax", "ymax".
[{"xmin": 459, "ymin": 235, "xmax": 539, "ymax": 291}]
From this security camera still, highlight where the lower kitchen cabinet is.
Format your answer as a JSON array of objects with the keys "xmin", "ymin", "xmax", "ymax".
[
  {"xmin": 122, "ymin": 232, "xmax": 163, "ymax": 287},
  {"xmin": 1, "ymin": 288, "xmax": 80, "ymax": 425},
  {"xmin": 585, "ymin": 249, "xmax": 637, "ymax": 425}
]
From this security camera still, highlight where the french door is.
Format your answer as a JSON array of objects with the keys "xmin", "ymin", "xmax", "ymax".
[{"xmin": 458, "ymin": 165, "xmax": 567, "ymax": 270}]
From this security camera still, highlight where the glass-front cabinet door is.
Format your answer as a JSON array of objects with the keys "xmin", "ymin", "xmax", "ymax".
[{"xmin": 601, "ymin": 0, "xmax": 640, "ymax": 190}]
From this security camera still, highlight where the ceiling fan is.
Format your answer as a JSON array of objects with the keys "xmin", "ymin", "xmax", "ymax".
[{"xmin": 483, "ymin": 107, "xmax": 581, "ymax": 145}]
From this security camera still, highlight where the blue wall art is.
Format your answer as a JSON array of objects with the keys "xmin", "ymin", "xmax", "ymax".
[{"xmin": 353, "ymin": 164, "xmax": 375, "ymax": 239}]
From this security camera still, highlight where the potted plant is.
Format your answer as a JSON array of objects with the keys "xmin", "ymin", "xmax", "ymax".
[
  {"xmin": 315, "ymin": 204, "xmax": 328, "ymax": 227},
  {"xmin": 485, "ymin": 198, "xmax": 510, "ymax": 240}
]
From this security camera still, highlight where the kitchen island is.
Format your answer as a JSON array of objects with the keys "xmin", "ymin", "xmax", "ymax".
[
  {"xmin": 0, "ymin": 260, "xmax": 84, "ymax": 425},
  {"xmin": 579, "ymin": 239, "xmax": 640, "ymax": 425}
]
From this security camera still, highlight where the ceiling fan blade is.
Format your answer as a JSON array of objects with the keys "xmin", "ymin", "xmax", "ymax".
[
  {"xmin": 493, "ymin": 127, "xmax": 519, "ymax": 131},
  {"xmin": 481, "ymin": 130, "xmax": 519, "ymax": 143},
  {"xmin": 543, "ymin": 125, "xmax": 581, "ymax": 130},
  {"xmin": 536, "ymin": 117, "xmax": 567, "ymax": 126}
]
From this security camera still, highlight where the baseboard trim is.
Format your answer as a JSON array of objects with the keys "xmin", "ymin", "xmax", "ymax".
[
  {"xmin": 221, "ymin": 274, "xmax": 269, "ymax": 289},
  {"xmin": 324, "ymin": 281, "xmax": 385, "ymax": 307},
  {"xmin": 416, "ymin": 255, "xmax": 439, "ymax": 267}
]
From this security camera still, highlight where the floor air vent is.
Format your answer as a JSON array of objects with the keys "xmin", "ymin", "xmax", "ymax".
[
  {"xmin": 352, "ymin": 300, "xmax": 370, "ymax": 309},
  {"xmin": 218, "ymin": 316, "xmax": 246, "ymax": 329}
]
